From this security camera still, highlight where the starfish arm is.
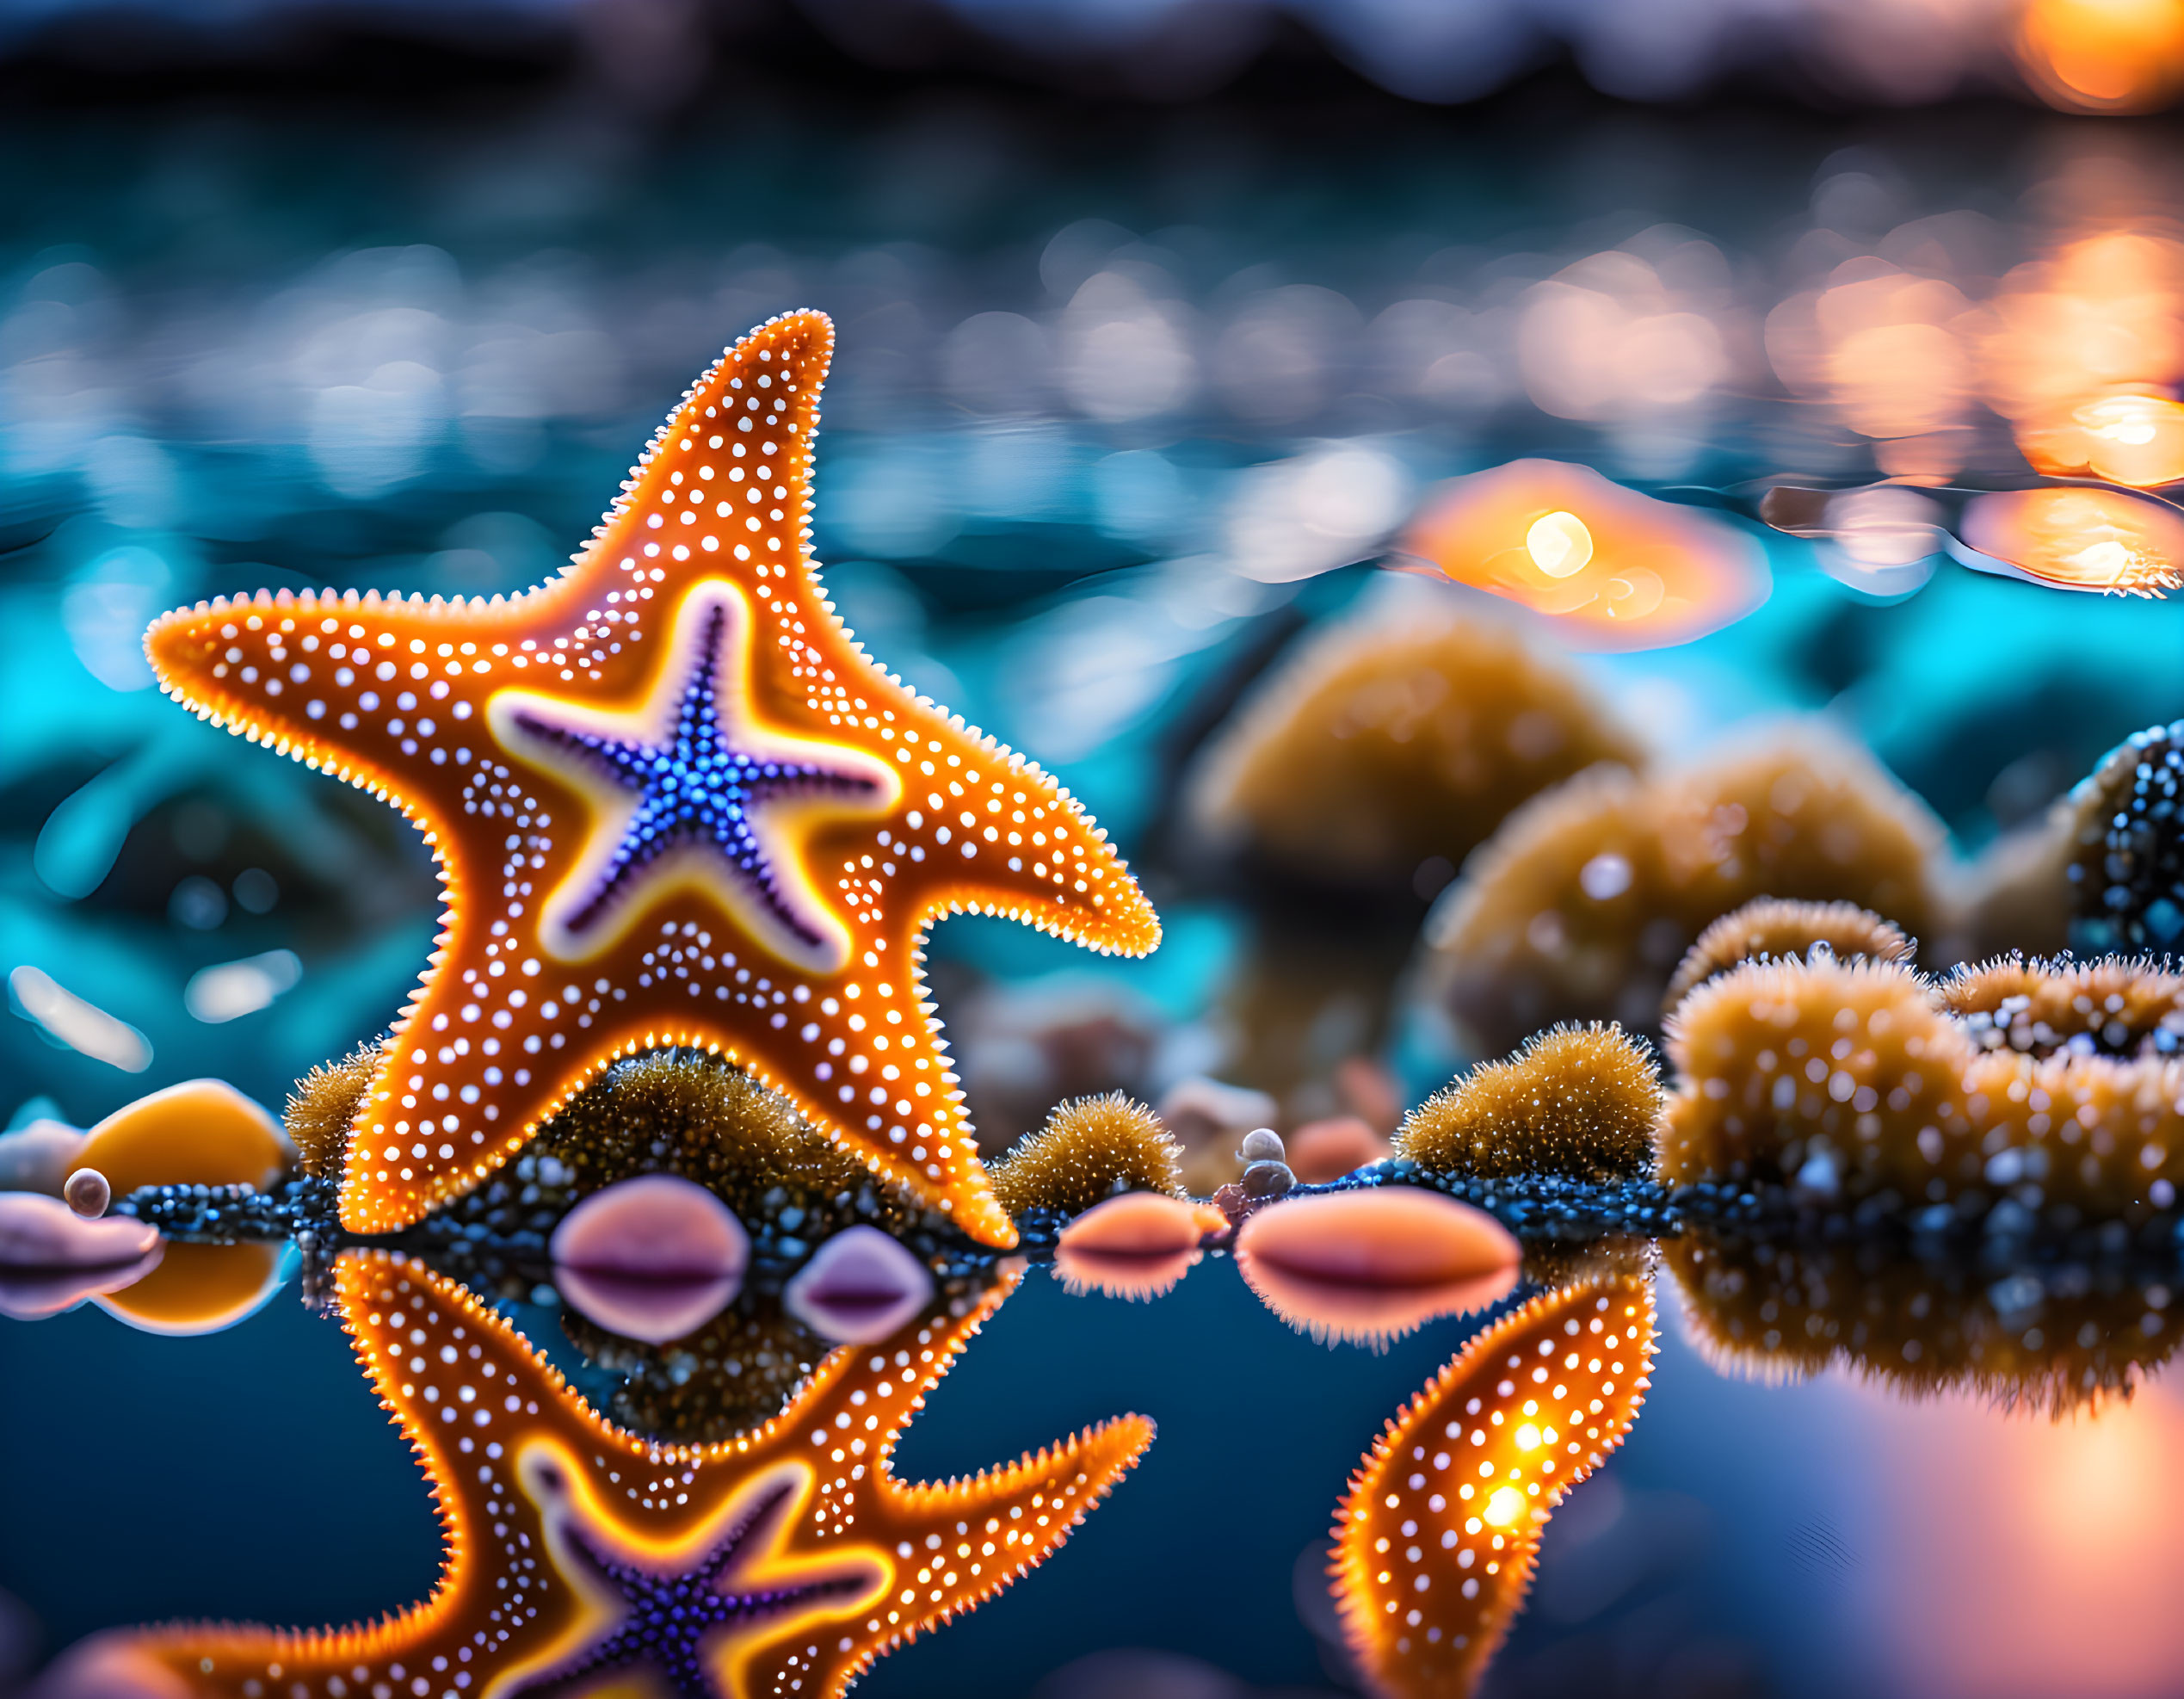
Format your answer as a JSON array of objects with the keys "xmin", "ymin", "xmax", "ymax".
[
  {"xmin": 1330, "ymin": 1275, "xmax": 1657, "ymax": 1699},
  {"xmin": 142, "ymin": 312, "xmax": 1161, "ymax": 1248}
]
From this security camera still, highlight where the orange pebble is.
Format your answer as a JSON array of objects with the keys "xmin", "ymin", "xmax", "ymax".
[
  {"xmin": 78, "ymin": 1080, "xmax": 291, "ymax": 1198},
  {"xmin": 1330, "ymin": 1274, "xmax": 1655, "ymax": 1697},
  {"xmin": 1234, "ymin": 1188, "xmax": 1520, "ymax": 1348},
  {"xmin": 95, "ymin": 1240, "xmax": 286, "ymax": 1337},
  {"xmin": 1286, "ymin": 1118, "xmax": 1395, "ymax": 1184}
]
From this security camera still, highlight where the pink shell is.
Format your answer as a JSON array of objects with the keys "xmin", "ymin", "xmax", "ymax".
[
  {"xmin": 782, "ymin": 1226, "xmax": 935, "ymax": 1344},
  {"xmin": 549, "ymin": 1174, "xmax": 750, "ymax": 1345},
  {"xmin": 1053, "ymin": 1193, "xmax": 1214, "ymax": 1302},
  {"xmin": 1233, "ymin": 1187, "xmax": 1521, "ymax": 1348}
]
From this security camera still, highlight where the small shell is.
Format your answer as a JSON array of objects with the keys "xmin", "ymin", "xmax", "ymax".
[{"xmin": 783, "ymin": 1226, "xmax": 935, "ymax": 1344}]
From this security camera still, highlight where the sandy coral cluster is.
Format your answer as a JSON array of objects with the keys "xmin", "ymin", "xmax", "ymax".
[
  {"xmin": 1938, "ymin": 956, "xmax": 2184, "ymax": 1058},
  {"xmin": 986, "ymin": 1092, "xmax": 1186, "ymax": 1218},
  {"xmin": 1663, "ymin": 898, "xmax": 1915, "ymax": 1010},
  {"xmin": 1662, "ymin": 954, "xmax": 2184, "ymax": 1214},
  {"xmin": 1395, "ymin": 1022, "xmax": 1661, "ymax": 1181},
  {"xmin": 283, "ymin": 1039, "xmax": 384, "ymax": 1178},
  {"xmin": 1425, "ymin": 726, "xmax": 1944, "ymax": 1053},
  {"xmin": 1667, "ymin": 1232, "xmax": 2179, "ymax": 1415},
  {"xmin": 1185, "ymin": 608, "xmax": 1644, "ymax": 897}
]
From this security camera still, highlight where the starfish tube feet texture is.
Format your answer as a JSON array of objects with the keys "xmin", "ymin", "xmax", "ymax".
[
  {"xmin": 143, "ymin": 311, "xmax": 1161, "ymax": 1247},
  {"xmin": 101, "ymin": 1251, "xmax": 1152, "ymax": 1699}
]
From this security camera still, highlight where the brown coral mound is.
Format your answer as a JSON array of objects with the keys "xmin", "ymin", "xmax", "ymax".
[
  {"xmin": 1428, "ymin": 724, "xmax": 1946, "ymax": 1052},
  {"xmin": 1666, "ymin": 1232, "xmax": 2179, "ymax": 1417},
  {"xmin": 1661, "ymin": 955, "xmax": 2184, "ymax": 1213},
  {"xmin": 1185, "ymin": 609, "xmax": 1644, "ymax": 894},
  {"xmin": 1938, "ymin": 956, "xmax": 2184, "ymax": 1058},
  {"xmin": 1397, "ymin": 1022, "xmax": 1662, "ymax": 1181},
  {"xmin": 1661, "ymin": 956, "xmax": 1961, "ymax": 1194},
  {"xmin": 284, "ymin": 1039, "xmax": 384, "ymax": 1178},
  {"xmin": 986, "ymin": 1093, "xmax": 1184, "ymax": 1218},
  {"xmin": 538, "ymin": 1051, "xmax": 877, "ymax": 1208},
  {"xmin": 1664, "ymin": 898, "xmax": 1915, "ymax": 1013}
]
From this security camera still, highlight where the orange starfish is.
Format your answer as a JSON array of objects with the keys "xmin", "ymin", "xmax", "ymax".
[
  {"xmin": 1330, "ymin": 1272, "xmax": 1655, "ymax": 1699},
  {"xmin": 106, "ymin": 1251, "xmax": 1151, "ymax": 1699},
  {"xmin": 144, "ymin": 312, "xmax": 1160, "ymax": 1248}
]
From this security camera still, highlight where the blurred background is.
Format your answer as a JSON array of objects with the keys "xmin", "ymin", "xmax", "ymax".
[{"xmin": 9, "ymin": 6, "xmax": 2184, "ymax": 1696}]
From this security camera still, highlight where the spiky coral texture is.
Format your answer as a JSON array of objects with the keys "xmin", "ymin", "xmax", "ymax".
[
  {"xmin": 1661, "ymin": 955, "xmax": 2184, "ymax": 1214},
  {"xmin": 2064, "ymin": 718, "xmax": 2184, "ymax": 955},
  {"xmin": 1427, "ymin": 726, "xmax": 1944, "ymax": 1053},
  {"xmin": 1186, "ymin": 609, "xmax": 1643, "ymax": 893},
  {"xmin": 986, "ymin": 1093, "xmax": 1184, "ymax": 1218},
  {"xmin": 1396, "ymin": 1023, "xmax": 1661, "ymax": 1181},
  {"xmin": 1939, "ymin": 955, "xmax": 2184, "ymax": 1059},
  {"xmin": 1666, "ymin": 1233, "xmax": 2180, "ymax": 1417},
  {"xmin": 284, "ymin": 1039, "xmax": 384, "ymax": 1178},
  {"xmin": 1663, "ymin": 897, "xmax": 1914, "ymax": 1013}
]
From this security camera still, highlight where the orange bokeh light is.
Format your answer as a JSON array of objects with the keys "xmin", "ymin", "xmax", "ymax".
[
  {"xmin": 2016, "ymin": 0, "xmax": 2184, "ymax": 112},
  {"xmin": 2015, "ymin": 389, "xmax": 2184, "ymax": 486},
  {"xmin": 1397, "ymin": 459, "xmax": 1769, "ymax": 650},
  {"xmin": 1958, "ymin": 485, "xmax": 2184, "ymax": 596}
]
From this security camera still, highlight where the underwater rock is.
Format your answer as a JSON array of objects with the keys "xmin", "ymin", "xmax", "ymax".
[
  {"xmin": 64, "ymin": 1168, "xmax": 110, "ymax": 1218},
  {"xmin": 0, "ymin": 1119, "xmax": 89, "ymax": 1196},
  {"xmin": 1667, "ymin": 1231, "xmax": 2179, "ymax": 1416},
  {"xmin": 1052, "ymin": 1192, "xmax": 1225, "ymax": 1301},
  {"xmin": 987, "ymin": 1093, "xmax": 1185, "ymax": 1219},
  {"xmin": 2064, "ymin": 718, "xmax": 2184, "ymax": 954},
  {"xmin": 1233, "ymin": 1188, "xmax": 1520, "ymax": 1347},
  {"xmin": 1663, "ymin": 897, "xmax": 1916, "ymax": 1013},
  {"xmin": 1238, "ymin": 1127, "xmax": 1286, "ymax": 1164},
  {"xmin": 79, "ymin": 1079, "xmax": 290, "ymax": 1197},
  {"xmin": 1182, "ymin": 607, "xmax": 1644, "ymax": 896},
  {"xmin": 1154, "ymin": 1076, "xmax": 1279, "ymax": 1195},
  {"xmin": 1329, "ymin": 1273, "xmax": 1655, "ymax": 1699},
  {"xmin": 1286, "ymin": 1116, "xmax": 1394, "ymax": 1183},
  {"xmin": 781, "ymin": 1225, "xmax": 936, "ymax": 1344},
  {"xmin": 1396, "ymin": 1023, "xmax": 1662, "ymax": 1182},
  {"xmin": 1395, "ymin": 459, "xmax": 1770, "ymax": 649},
  {"xmin": 1425, "ymin": 724, "xmax": 1944, "ymax": 1051},
  {"xmin": 952, "ymin": 977, "xmax": 1164, "ymax": 1154},
  {"xmin": 548, "ymin": 1173, "xmax": 751, "ymax": 1346}
]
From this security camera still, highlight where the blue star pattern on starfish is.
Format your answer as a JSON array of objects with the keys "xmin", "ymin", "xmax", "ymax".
[
  {"xmin": 489, "ymin": 580, "xmax": 900, "ymax": 973},
  {"xmin": 506, "ymin": 1461, "xmax": 880, "ymax": 1699}
]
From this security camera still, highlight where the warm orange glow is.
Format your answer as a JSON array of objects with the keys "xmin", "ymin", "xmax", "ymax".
[
  {"xmin": 1397, "ymin": 460, "xmax": 1768, "ymax": 651},
  {"xmin": 1860, "ymin": 1376, "xmax": 2184, "ymax": 1698},
  {"xmin": 2016, "ymin": 0, "xmax": 2184, "ymax": 112},
  {"xmin": 2017, "ymin": 390, "xmax": 2184, "ymax": 486},
  {"xmin": 1957, "ymin": 486, "xmax": 2184, "ymax": 596},
  {"xmin": 77, "ymin": 1079, "xmax": 289, "ymax": 1196}
]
